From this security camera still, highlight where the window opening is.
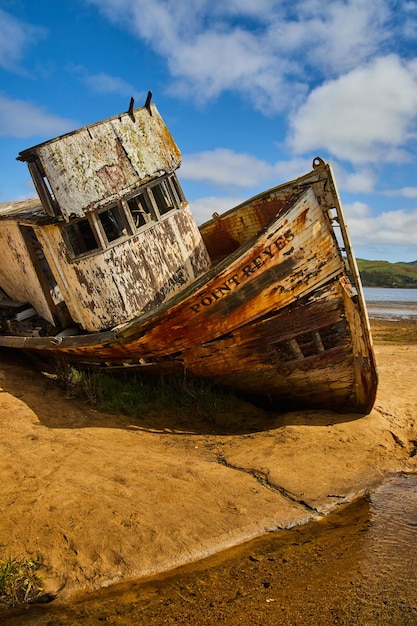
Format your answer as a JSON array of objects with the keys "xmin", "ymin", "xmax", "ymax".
[
  {"xmin": 98, "ymin": 205, "xmax": 128, "ymax": 242},
  {"xmin": 64, "ymin": 173, "xmax": 187, "ymax": 258},
  {"xmin": 66, "ymin": 219, "xmax": 99, "ymax": 256},
  {"xmin": 170, "ymin": 174, "xmax": 186, "ymax": 204},
  {"xmin": 27, "ymin": 159, "xmax": 57, "ymax": 218},
  {"xmin": 150, "ymin": 181, "xmax": 173, "ymax": 216},
  {"xmin": 127, "ymin": 193, "xmax": 154, "ymax": 228}
]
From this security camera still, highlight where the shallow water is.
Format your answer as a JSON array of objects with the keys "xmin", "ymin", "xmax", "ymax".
[
  {"xmin": 3, "ymin": 473, "xmax": 417, "ymax": 625},
  {"xmin": 364, "ymin": 287, "xmax": 417, "ymax": 320}
]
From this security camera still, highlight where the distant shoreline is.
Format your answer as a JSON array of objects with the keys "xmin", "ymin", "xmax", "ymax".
[
  {"xmin": 363, "ymin": 285, "xmax": 417, "ymax": 289},
  {"xmin": 356, "ymin": 258, "xmax": 417, "ymax": 289}
]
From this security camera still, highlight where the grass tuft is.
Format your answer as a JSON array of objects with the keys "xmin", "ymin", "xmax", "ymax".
[
  {"xmin": 0, "ymin": 555, "xmax": 43, "ymax": 606},
  {"xmin": 371, "ymin": 321, "xmax": 417, "ymax": 344},
  {"xmin": 54, "ymin": 363, "xmax": 238, "ymax": 419}
]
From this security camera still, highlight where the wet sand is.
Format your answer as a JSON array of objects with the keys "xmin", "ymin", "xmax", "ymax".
[
  {"xmin": 0, "ymin": 498, "xmax": 373, "ymax": 625},
  {"xmin": 4, "ymin": 475, "xmax": 417, "ymax": 625},
  {"xmin": 0, "ymin": 319, "xmax": 416, "ymax": 620}
]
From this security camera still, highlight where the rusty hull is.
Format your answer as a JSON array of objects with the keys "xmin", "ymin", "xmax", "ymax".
[{"xmin": 0, "ymin": 162, "xmax": 378, "ymax": 413}]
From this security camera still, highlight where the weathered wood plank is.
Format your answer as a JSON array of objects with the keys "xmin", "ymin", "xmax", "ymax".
[{"xmin": 20, "ymin": 105, "xmax": 181, "ymax": 220}]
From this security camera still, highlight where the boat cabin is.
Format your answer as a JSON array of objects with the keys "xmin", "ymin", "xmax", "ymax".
[{"xmin": 0, "ymin": 100, "xmax": 211, "ymax": 335}]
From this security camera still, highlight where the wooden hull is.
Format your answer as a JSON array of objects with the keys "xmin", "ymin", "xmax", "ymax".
[{"xmin": 0, "ymin": 161, "xmax": 377, "ymax": 413}]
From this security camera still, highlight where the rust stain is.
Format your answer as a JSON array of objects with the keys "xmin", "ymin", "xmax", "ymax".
[{"xmin": 96, "ymin": 165, "xmax": 128, "ymax": 194}]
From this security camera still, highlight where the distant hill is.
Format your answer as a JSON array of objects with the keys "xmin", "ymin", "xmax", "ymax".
[{"xmin": 354, "ymin": 259, "xmax": 417, "ymax": 288}]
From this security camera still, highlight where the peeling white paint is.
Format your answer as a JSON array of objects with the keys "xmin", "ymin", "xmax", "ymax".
[
  {"xmin": 25, "ymin": 105, "xmax": 181, "ymax": 220},
  {"xmin": 38, "ymin": 205, "xmax": 211, "ymax": 332}
]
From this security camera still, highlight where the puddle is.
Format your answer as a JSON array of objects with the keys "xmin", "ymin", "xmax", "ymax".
[
  {"xmin": 353, "ymin": 473, "xmax": 417, "ymax": 618},
  {"xmin": 2, "ymin": 473, "xmax": 417, "ymax": 625}
]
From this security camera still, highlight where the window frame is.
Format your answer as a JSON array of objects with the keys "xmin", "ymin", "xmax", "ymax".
[
  {"xmin": 63, "ymin": 173, "xmax": 186, "ymax": 260},
  {"xmin": 63, "ymin": 216, "xmax": 101, "ymax": 259},
  {"xmin": 96, "ymin": 204, "xmax": 131, "ymax": 244},
  {"xmin": 27, "ymin": 158, "xmax": 58, "ymax": 218},
  {"xmin": 125, "ymin": 190, "xmax": 156, "ymax": 230}
]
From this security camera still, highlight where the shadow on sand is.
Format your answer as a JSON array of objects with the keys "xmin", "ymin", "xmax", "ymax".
[{"xmin": 0, "ymin": 349, "xmax": 365, "ymax": 437}]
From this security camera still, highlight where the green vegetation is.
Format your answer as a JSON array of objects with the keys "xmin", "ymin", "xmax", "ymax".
[
  {"xmin": 55, "ymin": 362, "xmax": 239, "ymax": 419},
  {"xmin": 0, "ymin": 555, "xmax": 43, "ymax": 606},
  {"xmin": 355, "ymin": 259, "xmax": 417, "ymax": 288},
  {"xmin": 371, "ymin": 321, "xmax": 417, "ymax": 344}
]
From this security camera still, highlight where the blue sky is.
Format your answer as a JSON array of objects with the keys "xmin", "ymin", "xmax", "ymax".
[{"xmin": 1, "ymin": 0, "xmax": 417, "ymax": 262}]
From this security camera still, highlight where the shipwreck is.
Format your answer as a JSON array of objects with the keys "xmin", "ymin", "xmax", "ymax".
[{"xmin": 0, "ymin": 95, "xmax": 377, "ymax": 413}]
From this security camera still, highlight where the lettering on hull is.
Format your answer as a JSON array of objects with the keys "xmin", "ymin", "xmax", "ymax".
[{"xmin": 190, "ymin": 230, "xmax": 294, "ymax": 314}]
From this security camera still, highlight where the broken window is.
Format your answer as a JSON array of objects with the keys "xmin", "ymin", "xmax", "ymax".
[
  {"xmin": 64, "ymin": 173, "xmax": 187, "ymax": 258},
  {"xmin": 126, "ymin": 174, "xmax": 184, "ymax": 229},
  {"xmin": 127, "ymin": 192, "xmax": 154, "ymax": 228},
  {"xmin": 98, "ymin": 205, "xmax": 129, "ymax": 242},
  {"xmin": 65, "ymin": 219, "xmax": 99, "ymax": 256},
  {"xmin": 169, "ymin": 174, "xmax": 186, "ymax": 205},
  {"xmin": 149, "ymin": 175, "xmax": 185, "ymax": 217},
  {"xmin": 149, "ymin": 181, "xmax": 173, "ymax": 216}
]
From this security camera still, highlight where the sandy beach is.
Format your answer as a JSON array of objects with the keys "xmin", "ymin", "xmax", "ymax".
[{"xmin": 0, "ymin": 319, "xmax": 416, "ymax": 609}]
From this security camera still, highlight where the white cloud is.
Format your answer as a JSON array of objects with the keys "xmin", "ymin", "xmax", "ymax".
[
  {"xmin": 181, "ymin": 149, "xmax": 275, "ymax": 188},
  {"xmin": 384, "ymin": 186, "xmax": 417, "ymax": 198},
  {"xmin": 403, "ymin": 2, "xmax": 417, "ymax": 38},
  {"xmin": 273, "ymin": 0, "xmax": 390, "ymax": 75},
  {"xmin": 219, "ymin": 0, "xmax": 278, "ymax": 19},
  {"xmin": 398, "ymin": 187, "xmax": 417, "ymax": 198},
  {"xmin": 345, "ymin": 201, "xmax": 373, "ymax": 219},
  {"xmin": 182, "ymin": 147, "xmax": 417, "ymax": 256},
  {"xmin": 347, "ymin": 206, "xmax": 417, "ymax": 246},
  {"xmin": 0, "ymin": 94, "xmax": 78, "ymax": 138},
  {"xmin": 189, "ymin": 195, "xmax": 244, "ymax": 225},
  {"xmin": 182, "ymin": 147, "xmax": 378, "ymax": 195},
  {"xmin": 182, "ymin": 149, "xmax": 314, "ymax": 189},
  {"xmin": 0, "ymin": 8, "xmax": 46, "ymax": 71},
  {"xmin": 80, "ymin": 0, "xmax": 417, "ymax": 201},
  {"xmin": 85, "ymin": 0, "xmax": 394, "ymax": 113},
  {"xmin": 182, "ymin": 146, "xmax": 378, "ymax": 195},
  {"xmin": 272, "ymin": 157, "xmax": 317, "ymax": 183},
  {"xmin": 67, "ymin": 64, "xmax": 143, "ymax": 99},
  {"xmin": 332, "ymin": 164, "xmax": 376, "ymax": 193},
  {"xmin": 168, "ymin": 29, "xmax": 288, "ymax": 107},
  {"xmin": 84, "ymin": 72, "xmax": 144, "ymax": 100},
  {"xmin": 288, "ymin": 55, "xmax": 417, "ymax": 164}
]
